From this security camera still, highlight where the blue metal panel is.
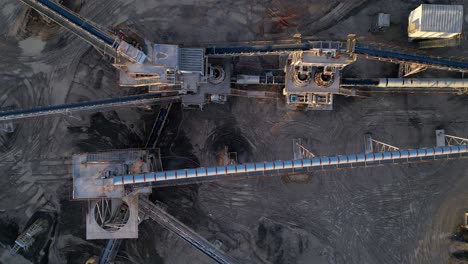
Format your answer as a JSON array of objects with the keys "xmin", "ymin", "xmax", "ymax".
[
  {"xmin": 373, "ymin": 152, "xmax": 383, "ymax": 160},
  {"xmin": 166, "ymin": 171, "xmax": 176, "ymax": 180},
  {"xmin": 155, "ymin": 172, "xmax": 165, "ymax": 181},
  {"xmin": 400, "ymin": 150, "xmax": 409, "ymax": 158},
  {"xmin": 207, "ymin": 167, "xmax": 217, "ymax": 176},
  {"xmin": 134, "ymin": 174, "xmax": 145, "ymax": 183},
  {"xmin": 451, "ymin": 146, "xmax": 460, "ymax": 152},
  {"xmin": 338, "ymin": 155, "xmax": 347, "ymax": 164},
  {"xmin": 302, "ymin": 159, "xmax": 312, "ymax": 167},
  {"xmin": 274, "ymin": 161, "xmax": 284, "ymax": 169},
  {"xmin": 408, "ymin": 150, "xmax": 417, "ymax": 158},
  {"xmin": 196, "ymin": 168, "xmax": 207, "ymax": 177},
  {"xmin": 365, "ymin": 153, "xmax": 374, "ymax": 161},
  {"xmin": 255, "ymin": 162, "xmax": 265, "ymax": 171},
  {"xmin": 459, "ymin": 145, "xmax": 467, "ymax": 152},
  {"xmin": 348, "ymin": 155, "xmax": 357, "ymax": 163},
  {"xmin": 246, "ymin": 163, "xmax": 255, "ymax": 172},
  {"xmin": 391, "ymin": 151, "xmax": 401, "ymax": 158},
  {"xmin": 312, "ymin": 158, "xmax": 321, "ymax": 166},
  {"xmin": 383, "ymin": 152, "xmax": 392, "ymax": 160},
  {"xmin": 226, "ymin": 165, "xmax": 236, "ymax": 174},
  {"xmin": 283, "ymin": 160, "xmax": 293, "ymax": 169},
  {"xmin": 147, "ymin": 173, "xmax": 156, "ymax": 182},
  {"xmin": 113, "ymin": 176, "xmax": 123, "ymax": 185},
  {"xmin": 123, "ymin": 175, "xmax": 134, "ymax": 184},
  {"xmin": 425, "ymin": 148, "xmax": 434, "ymax": 155},
  {"xmin": 321, "ymin": 157, "xmax": 330, "ymax": 165},
  {"xmin": 443, "ymin": 146, "xmax": 452, "ymax": 153},
  {"xmin": 417, "ymin": 149, "xmax": 426, "ymax": 157},
  {"xmin": 293, "ymin": 160, "xmax": 303, "ymax": 168},
  {"xmin": 357, "ymin": 154, "xmax": 365, "ymax": 162},
  {"xmin": 176, "ymin": 170, "xmax": 186, "ymax": 178},
  {"xmin": 186, "ymin": 169, "xmax": 197, "ymax": 178},
  {"xmin": 329, "ymin": 156, "xmax": 338, "ymax": 165},
  {"xmin": 434, "ymin": 147, "xmax": 443, "ymax": 155},
  {"xmin": 216, "ymin": 166, "xmax": 226, "ymax": 175},
  {"xmin": 236, "ymin": 164, "xmax": 246, "ymax": 173},
  {"xmin": 265, "ymin": 162, "xmax": 275, "ymax": 170}
]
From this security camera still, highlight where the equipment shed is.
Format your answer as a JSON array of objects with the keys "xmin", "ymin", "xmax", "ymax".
[{"xmin": 408, "ymin": 4, "xmax": 463, "ymax": 39}]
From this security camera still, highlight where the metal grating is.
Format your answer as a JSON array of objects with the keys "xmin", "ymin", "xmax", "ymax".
[
  {"xmin": 179, "ymin": 48, "xmax": 204, "ymax": 73},
  {"xmin": 86, "ymin": 150, "xmax": 146, "ymax": 162}
]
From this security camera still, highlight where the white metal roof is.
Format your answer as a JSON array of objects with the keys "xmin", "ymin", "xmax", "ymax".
[{"xmin": 418, "ymin": 4, "xmax": 463, "ymax": 33}]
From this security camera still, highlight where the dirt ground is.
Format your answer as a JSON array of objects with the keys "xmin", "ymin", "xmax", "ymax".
[{"xmin": 0, "ymin": 0, "xmax": 467, "ymax": 263}]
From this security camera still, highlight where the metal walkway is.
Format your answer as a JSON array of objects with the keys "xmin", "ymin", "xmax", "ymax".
[
  {"xmin": 139, "ymin": 198, "xmax": 237, "ymax": 264},
  {"xmin": 0, "ymin": 94, "xmax": 180, "ymax": 122},
  {"xmin": 115, "ymin": 145, "xmax": 468, "ymax": 188}
]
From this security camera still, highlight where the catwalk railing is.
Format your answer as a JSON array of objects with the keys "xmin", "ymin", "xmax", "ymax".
[
  {"xmin": 0, "ymin": 94, "xmax": 180, "ymax": 122},
  {"xmin": 115, "ymin": 145, "xmax": 468, "ymax": 188}
]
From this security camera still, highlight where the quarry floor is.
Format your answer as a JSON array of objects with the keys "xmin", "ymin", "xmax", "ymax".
[{"xmin": 0, "ymin": 0, "xmax": 467, "ymax": 263}]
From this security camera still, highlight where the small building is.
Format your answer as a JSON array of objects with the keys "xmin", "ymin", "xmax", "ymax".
[{"xmin": 408, "ymin": 4, "xmax": 463, "ymax": 39}]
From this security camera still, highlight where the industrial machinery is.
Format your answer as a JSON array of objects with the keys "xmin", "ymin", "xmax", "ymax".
[
  {"xmin": 72, "ymin": 131, "xmax": 468, "ymax": 263},
  {"xmin": 9, "ymin": 1, "xmax": 468, "ymax": 263},
  {"xmin": 4, "ymin": 0, "xmax": 466, "ymax": 123}
]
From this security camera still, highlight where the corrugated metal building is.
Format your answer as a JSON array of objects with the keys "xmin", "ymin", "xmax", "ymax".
[{"xmin": 408, "ymin": 4, "xmax": 463, "ymax": 39}]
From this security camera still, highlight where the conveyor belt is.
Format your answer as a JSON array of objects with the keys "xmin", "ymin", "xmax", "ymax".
[
  {"xmin": 35, "ymin": 0, "xmax": 114, "ymax": 44},
  {"xmin": 205, "ymin": 40, "xmax": 345, "ymax": 56},
  {"xmin": 205, "ymin": 40, "xmax": 468, "ymax": 71},
  {"xmin": 145, "ymin": 103, "xmax": 172, "ymax": 148},
  {"xmin": 139, "ymin": 199, "xmax": 237, "ymax": 264},
  {"xmin": 341, "ymin": 78, "xmax": 468, "ymax": 94},
  {"xmin": 354, "ymin": 44, "xmax": 468, "ymax": 72},
  {"xmin": 18, "ymin": 0, "xmax": 141, "ymax": 62},
  {"xmin": 116, "ymin": 145, "xmax": 468, "ymax": 188},
  {"xmin": 99, "ymin": 239, "xmax": 122, "ymax": 264},
  {"xmin": 0, "ymin": 94, "xmax": 180, "ymax": 122}
]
